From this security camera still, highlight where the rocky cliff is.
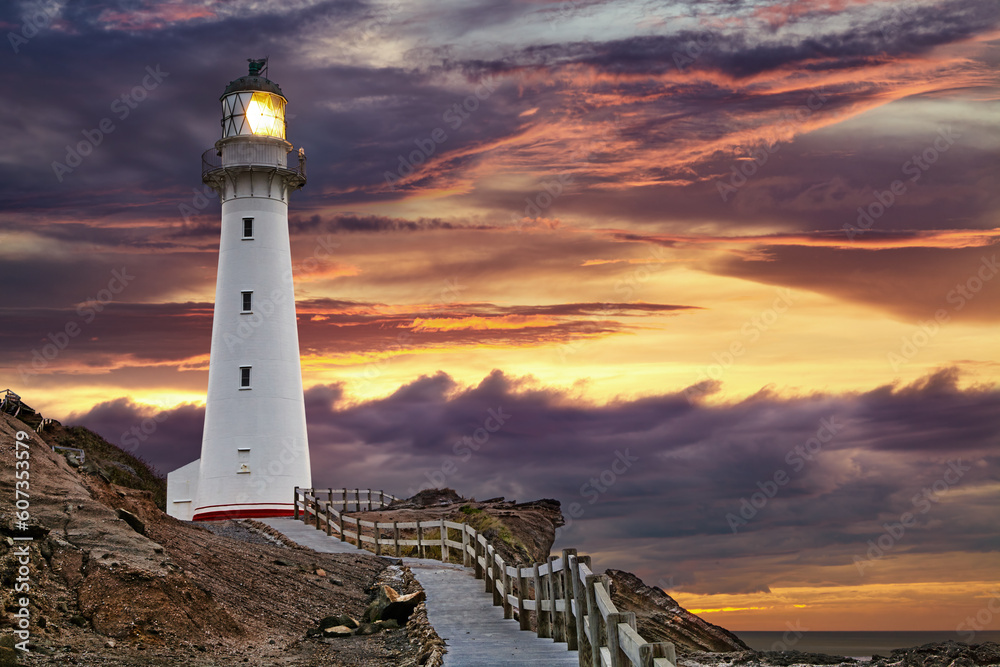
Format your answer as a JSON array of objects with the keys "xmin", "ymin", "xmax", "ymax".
[
  {"xmin": 607, "ymin": 569, "xmax": 749, "ymax": 654},
  {"xmin": 0, "ymin": 411, "xmax": 434, "ymax": 666}
]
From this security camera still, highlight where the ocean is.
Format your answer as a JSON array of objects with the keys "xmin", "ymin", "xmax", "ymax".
[{"xmin": 735, "ymin": 631, "xmax": 1000, "ymax": 659}]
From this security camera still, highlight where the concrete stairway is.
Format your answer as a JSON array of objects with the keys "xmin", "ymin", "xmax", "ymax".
[{"xmin": 259, "ymin": 517, "xmax": 580, "ymax": 666}]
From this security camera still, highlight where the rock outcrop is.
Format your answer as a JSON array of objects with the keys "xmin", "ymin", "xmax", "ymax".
[
  {"xmin": 356, "ymin": 491, "xmax": 564, "ymax": 566},
  {"xmin": 606, "ymin": 569, "xmax": 749, "ymax": 654}
]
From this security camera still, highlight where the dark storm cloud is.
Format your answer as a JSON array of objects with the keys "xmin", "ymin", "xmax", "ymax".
[
  {"xmin": 0, "ymin": 0, "xmax": 419, "ymax": 214},
  {"xmin": 0, "ymin": 252, "xmax": 212, "ymax": 309},
  {"xmin": 298, "ymin": 367, "xmax": 997, "ymax": 592},
  {"xmin": 0, "ymin": 301, "xmax": 213, "ymax": 383},
  {"xmin": 289, "ymin": 214, "xmax": 484, "ymax": 234},
  {"xmin": 454, "ymin": 0, "xmax": 1000, "ymax": 79},
  {"xmin": 0, "ymin": 297, "xmax": 694, "ymax": 375},
  {"xmin": 1, "ymin": 0, "xmax": 995, "ymax": 243},
  {"xmin": 67, "ymin": 367, "xmax": 1000, "ymax": 592},
  {"xmin": 67, "ymin": 396, "xmax": 206, "ymax": 476},
  {"xmin": 713, "ymin": 243, "xmax": 1000, "ymax": 322}
]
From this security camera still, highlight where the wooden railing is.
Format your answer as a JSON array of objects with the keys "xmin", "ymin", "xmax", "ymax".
[{"xmin": 293, "ymin": 487, "xmax": 676, "ymax": 667}]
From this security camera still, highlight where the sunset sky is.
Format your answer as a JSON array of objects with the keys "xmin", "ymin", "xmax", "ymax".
[{"xmin": 2, "ymin": 0, "xmax": 999, "ymax": 632}]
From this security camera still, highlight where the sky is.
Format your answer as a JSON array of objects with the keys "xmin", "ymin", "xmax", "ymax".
[{"xmin": 1, "ymin": 0, "xmax": 998, "ymax": 633}]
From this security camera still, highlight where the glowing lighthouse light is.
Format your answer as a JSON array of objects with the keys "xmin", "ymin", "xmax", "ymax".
[
  {"xmin": 223, "ymin": 88, "xmax": 286, "ymax": 139},
  {"xmin": 166, "ymin": 58, "xmax": 311, "ymax": 521}
]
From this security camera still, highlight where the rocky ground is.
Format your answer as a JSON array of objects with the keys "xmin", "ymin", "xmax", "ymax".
[
  {"xmin": 676, "ymin": 640, "xmax": 1000, "ymax": 667},
  {"xmin": 0, "ymin": 413, "xmax": 438, "ymax": 666}
]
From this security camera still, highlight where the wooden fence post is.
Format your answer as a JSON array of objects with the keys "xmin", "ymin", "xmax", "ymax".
[
  {"xmin": 338, "ymin": 511, "xmax": 345, "ymax": 542},
  {"xmin": 586, "ymin": 574, "xmax": 608, "ymax": 667},
  {"xmin": 535, "ymin": 562, "xmax": 550, "ymax": 638},
  {"xmin": 477, "ymin": 539, "xmax": 497, "ymax": 606},
  {"xmin": 574, "ymin": 555, "xmax": 592, "ymax": 665},
  {"xmin": 502, "ymin": 562, "xmax": 513, "ymax": 619},
  {"xmin": 488, "ymin": 547, "xmax": 500, "ymax": 603},
  {"xmin": 474, "ymin": 534, "xmax": 484, "ymax": 580},
  {"xmin": 440, "ymin": 519, "xmax": 448, "ymax": 562},
  {"xmin": 354, "ymin": 488, "xmax": 360, "ymax": 512},
  {"xmin": 517, "ymin": 567, "xmax": 530, "ymax": 631},
  {"xmin": 380, "ymin": 489, "xmax": 385, "ymax": 507},
  {"xmin": 374, "ymin": 522, "xmax": 381, "ymax": 556},
  {"xmin": 367, "ymin": 489, "xmax": 372, "ymax": 511},
  {"xmin": 417, "ymin": 522, "xmax": 424, "ymax": 559},
  {"xmin": 393, "ymin": 521, "xmax": 400, "ymax": 556},
  {"xmin": 461, "ymin": 527, "xmax": 471, "ymax": 568},
  {"xmin": 606, "ymin": 611, "xmax": 636, "ymax": 667},
  {"xmin": 342, "ymin": 488, "xmax": 347, "ymax": 513},
  {"xmin": 324, "ymin": 499, "xmax": 332, "ymax": 536},
  {"xmin": 549, "ymin": 555, "xmax": 564, "ymax": 643},
  {"xmin": 313, "ymin": 494, "xmax": 321, "ymax": 529},
  {"xmin": 641, "ymin": 642, "xmax": 677, "ymax": 667},
  {"xmin": 562, "ymin": 548, "xmax": 578, "ymax": 650},
  {"xmin": 293, "ymin": 487, "xmax": 299, "ymax": 520}
]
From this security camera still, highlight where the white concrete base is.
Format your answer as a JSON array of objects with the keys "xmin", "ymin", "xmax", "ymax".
[{"xmin": 166, "ymin": 459, "xmax": 200, "ymax": 521}]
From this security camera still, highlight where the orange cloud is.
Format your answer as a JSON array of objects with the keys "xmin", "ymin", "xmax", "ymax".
[
  {"xmin": 409, "ymin": 315, "xmax": 562, "ymax": 331},
  {"xmin": 293, "ymin": 264, "xmax": 361, "ymax": 283},
  {"xmin": 606, "ymin": 228, "xmax": 1000, "ymax": 251},
  {"xmin": 98, "ymin": 5, "xmax": 216, "ymax": 31}
]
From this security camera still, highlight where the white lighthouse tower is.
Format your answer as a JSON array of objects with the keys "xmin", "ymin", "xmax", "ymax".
[{"xmin": 167, "ymin": 59, "xmax": 312, "ymax": 521}]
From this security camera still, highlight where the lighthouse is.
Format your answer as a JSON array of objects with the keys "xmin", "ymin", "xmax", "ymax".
[{"xmin": 167, "ymin": 59, "xmax": 312, "ymax": 521}]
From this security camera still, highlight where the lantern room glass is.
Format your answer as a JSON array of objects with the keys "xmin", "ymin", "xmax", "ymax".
[{"xmin": 221, "ymin": 91, "xmax": 286, "ymax": 139}]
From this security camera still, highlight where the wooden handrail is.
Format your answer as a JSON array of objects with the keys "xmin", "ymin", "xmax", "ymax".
[{"xmin": 292, "ymin": 487, "xmax": 676, "ymax": 667}]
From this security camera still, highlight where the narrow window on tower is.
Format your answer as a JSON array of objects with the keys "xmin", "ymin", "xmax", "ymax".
[
  {"xmin": 242, "ymin": 217, "xmax": 254, "ymax": 239},
  {"xmin": 240, "ymin": 366, "xmax": 252, "ymax": 389},
  {"xmin": 241, "ymin": 291, "xmax": 253, "ymax": 313}
]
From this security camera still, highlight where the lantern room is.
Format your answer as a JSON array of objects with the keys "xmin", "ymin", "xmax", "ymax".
[{"xmin": 220, "ymin": 58, "xmax": 287, "ymax": 140}]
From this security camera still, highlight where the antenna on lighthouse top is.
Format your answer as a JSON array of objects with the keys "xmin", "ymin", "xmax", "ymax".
[{"xmin": 248, "ymin": 57, "xmax": 268, "ymax": 77}]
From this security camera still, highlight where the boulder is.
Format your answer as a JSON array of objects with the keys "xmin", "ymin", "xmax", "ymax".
[
  {"xmin": 355, "ymin": 623, "xmax": 379, "ymax": 636},
  {"xmin": 322, "ymin": 625, "xmax": 354, "ymax": 638},
  {"xmin": 363, "ymin": 585, "xmax": 426, "ymax": 624},
  {"xmin": 310, "ymin": 613, "xmax": 361, "ymax": 639},
  {"xmin": 115, "ymin": 509, "xmax": 145, "ymax": 536}
]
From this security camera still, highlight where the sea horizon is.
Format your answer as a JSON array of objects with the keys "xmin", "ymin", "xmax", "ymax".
[{"xmin": 735, "ymin": 630, "xmax": 1000, "ymax": 659}]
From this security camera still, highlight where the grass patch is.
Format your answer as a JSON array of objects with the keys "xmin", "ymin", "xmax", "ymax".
[
  {"xmin": 47, "ymin": 424, "xmax": 167, "ymax": 510},
  {"xmin": 459, "ymin": 511, "xmax": 516, "ymax": 548}
]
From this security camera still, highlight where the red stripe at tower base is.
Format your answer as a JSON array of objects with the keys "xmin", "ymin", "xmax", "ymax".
[{"xmin": 192, "ymin": 508, "xmax": 294, "ymax": 521}]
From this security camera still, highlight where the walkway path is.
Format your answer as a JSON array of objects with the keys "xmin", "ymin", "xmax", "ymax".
[{"xmin": 259, "ymin": 517, "xmax": 580, "ymax": 667}]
